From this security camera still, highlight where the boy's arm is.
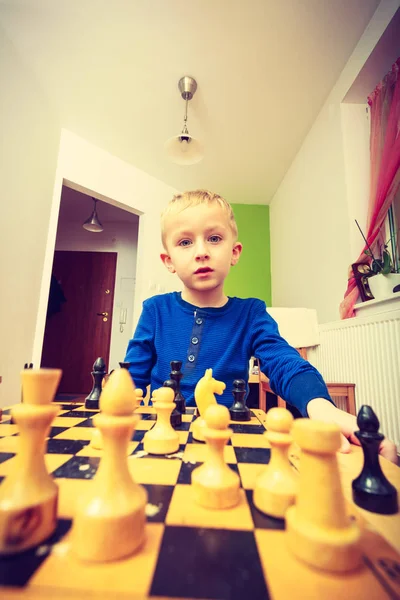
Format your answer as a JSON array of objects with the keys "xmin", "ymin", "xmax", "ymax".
[
  {"xmin": 251, "ymin": 303, "xmax": 398, "ymax": 465},
  {"xmin": 307, "ymin": 398, "xmax": 398, "ymax": 464},
  {"xmin": 124, "ymin": 301, "xmax": 156, "ymax": 394}
]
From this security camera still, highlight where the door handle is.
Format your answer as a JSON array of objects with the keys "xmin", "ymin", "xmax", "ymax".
[{"xmin": 97, "ymin": 312, "xmax": 109, "ymax": 317}]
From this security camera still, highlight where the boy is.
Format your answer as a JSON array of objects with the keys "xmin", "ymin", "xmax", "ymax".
[{"xmin": 125, "ymin": 190, "xmax": 397, "ymax": 463}]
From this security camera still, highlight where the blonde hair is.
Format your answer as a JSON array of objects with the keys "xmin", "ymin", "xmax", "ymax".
[{"xmin": 161, "ymin": 189, "xmax": 238, "ymax": 248}]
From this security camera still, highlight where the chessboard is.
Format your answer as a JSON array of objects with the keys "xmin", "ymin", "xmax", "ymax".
[{"xmin": 0, "ymin": 401, "xmax": 400, "ymax": 600}]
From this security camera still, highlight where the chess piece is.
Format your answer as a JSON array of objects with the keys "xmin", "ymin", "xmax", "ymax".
[
  {"xmin": 135, "ymin": 388, "xmax": 144, "ymax": 407},
  {"xmin": 0, "ymin": 368, "xmax": 62, "ymax": 555},
  {"xmin": 90, "ymin": 363, "xmax": 138, "ymax": 451},
  {"xmin": 90, "ymin": 427, "xmax": 103, "ymax": 450},
  {"xmin": 85, "ymin": 357, "xmax": 107, "ymax": 409},
  {"xmin": 229, "ymin": 379, "xmax": 251, "ymax": 421},
  {"xmin": 163, "ymin": 379, "xmax": 181, "ymax": 428},
  {"xmin": 192, "ymin": 404, "xmax": 240, "ymax": 509},
  {"xmin": 253, "ymin": 407, "xmax": 297, "ymax": 518},
  {"xmin": 119, "ymin": 361, "xmax": 131, "ymax": 370},
  {"xmin": 170, "ymin": 360, "xmax": 186, "ymax": 414},
  {"xmin": 91, "ymin": 383, "xmax": 139, "ymax": 452},
  {"xmin": 20, "ymin": 362, "xmax": 33, "ymax": 406},
  {"xmin": 192, "ymin": 369, "xmax": 226, "ymax": 442},
  {"xmin": 286, "ymin": 419, "xmax": 361, "ymax": 572},
  {"xmin": 120, "ymin": 362, "xmax": 147, "ymax": 407},
  {"xmin": 71, "ymin": 369, "xmax": 147, "ymax": 562},
  {"xmin": 10, "ymin": 362, "xmax": 34, "ymax": 424},
  {"xmin": 143, "ymin": 387, "xmax": 180, "ymax": 455},
  {"xmin": 352, "ymin": 405, "xmax": 398, "ymax": 515}
]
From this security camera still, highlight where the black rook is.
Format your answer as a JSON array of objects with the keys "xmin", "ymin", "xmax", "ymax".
[{"xmin": 170, "ymin": 360, "xmax": 186, "ymax": 414}]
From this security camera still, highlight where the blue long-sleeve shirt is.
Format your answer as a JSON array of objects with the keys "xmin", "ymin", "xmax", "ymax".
[{"xmin": 124, "ymin": 292, "xmax": 332, "ymax": 416}]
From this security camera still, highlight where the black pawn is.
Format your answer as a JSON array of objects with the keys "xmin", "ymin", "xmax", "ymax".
[
  {"xmin": 170, "ymin": 360, "xmax": 186, "ymax": 414},
  {"xmin": 119, "ymin": 362, "xmax": 131, "ymax": 370},
  {"xmin": 229, "ymin": 379, "xmax": 251, "ymax": 421},
  {"xmin": 163, "ymin": 379, "xmax": 182, "ymax": 428},
  {"xmin": 352, "ymin": 405, "xmax": 398, "ymax": 515},
  {"xmin": 85, "ymin": 357, "xmax": 106, "ymax": 410}
]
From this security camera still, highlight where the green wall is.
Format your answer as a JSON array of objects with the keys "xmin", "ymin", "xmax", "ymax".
[{"xmin": 224, "ymin": 204, "xmax": 271, "ymax": 305}]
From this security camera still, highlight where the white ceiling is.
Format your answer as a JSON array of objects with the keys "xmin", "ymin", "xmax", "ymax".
[
  {"xmin": 1, "ymin": 0, "xmax": 381, "ymax": 205},
  {"xmin": 344, "ymin": 6, "xmax": 400, "ymax": 103}
]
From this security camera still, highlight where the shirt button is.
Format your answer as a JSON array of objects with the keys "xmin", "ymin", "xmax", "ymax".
[
  {"xmin": 196, "ymin": 318, "xmax": 203, "ymax": 325},
  {"xmin": 188, "ymin": 354, "xmax": 195, "ymax": 362},
  {"xmin": 191, "ymin": 337, "xmax": 199, "ymax": 345}
]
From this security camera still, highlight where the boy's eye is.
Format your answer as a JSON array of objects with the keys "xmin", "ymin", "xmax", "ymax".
[
  {"xmin": 209, "ymin": 235, "xmax": 222, "ymax": 243},
  {"xmin": 178, "ymin": 239, "xmax": 192, "ymax": 247}
]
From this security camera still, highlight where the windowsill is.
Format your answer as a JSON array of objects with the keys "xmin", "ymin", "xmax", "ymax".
[{"xmin": 354, "ymin": 291, "xmax": 400, "ymax": 317}]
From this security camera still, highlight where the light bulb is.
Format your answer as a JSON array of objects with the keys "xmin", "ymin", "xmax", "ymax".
[
  {"xmin": 165, "ymin": 133, "xmax": 204, "ymax": 165},
  {"xmin": 180, "ymin": 138, "xmax": 190, "ymax": 153},
  {"xmin": 179, "ymin": 135, "xmax": 190, "ymax": 154}
]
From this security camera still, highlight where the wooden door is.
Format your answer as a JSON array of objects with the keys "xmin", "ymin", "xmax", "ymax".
[{"xmin": 41, "ymin": 251, "xmax": 117, "ymax": 393}]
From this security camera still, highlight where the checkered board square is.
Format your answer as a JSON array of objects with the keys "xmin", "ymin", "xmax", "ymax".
[{"xmin": 0, "ymin": 403, "xmax": 399, "ymax": 600}]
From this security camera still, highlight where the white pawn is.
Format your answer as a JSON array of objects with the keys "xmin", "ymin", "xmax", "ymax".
[
  {"xmin": 135, "ymin": 388, "xmax": 144, "ymax": 407},
  {"xmin": 90, "ymin": 427, "xmax": 103, "ymax": 450},
  {"xmin": 0, "ymin": 369, "xmax": 62, "ymax": 555},
  {"xmin": 71, "ymin": 368, "xmax": 147, "ymax": 562},
  {"xmin": 91, "ymin": 371, "xmax": 141, "ymax": 451},
  {"xmin": 253, "ymin": 407, "xmax": 297, "ymax": 518},
  {"xmin": 286, "ymin": 419, "xmax": 361, "ymax": 572},
  {"xmin": 192, "ymin": 404, "xmax": 240, "ymax": 509},
  {"xmin": 143, "ymin": 387, "xmax": 179, "ymax": 455}
]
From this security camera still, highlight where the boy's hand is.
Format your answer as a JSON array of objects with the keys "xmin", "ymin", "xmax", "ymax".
[{"xmin": 307, "ymin": 398, "xmax": 398, "ymax": 465}]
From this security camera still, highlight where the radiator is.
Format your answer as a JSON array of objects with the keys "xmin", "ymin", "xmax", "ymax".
[{"xmin": 307, "ymin": 309, "xmax": 400, "ymax": 450}]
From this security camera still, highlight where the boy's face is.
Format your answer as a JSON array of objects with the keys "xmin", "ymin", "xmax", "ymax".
[{"xmin": 161, "ymin": 203, "xmax": 242, "ymax": 302}]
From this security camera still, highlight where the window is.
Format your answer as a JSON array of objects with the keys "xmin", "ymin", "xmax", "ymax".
[{"xmin": 387, "ymin": 196, "xmax": 400, "ymax": 273}]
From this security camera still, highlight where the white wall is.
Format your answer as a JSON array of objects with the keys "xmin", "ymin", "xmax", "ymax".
[
  {"xmin": 340, "ymin": 104, "xmax": 371, "ymax": 258},
  {"xmin": 55, "ymin": 219, "xmax": 139, "ymax": 372},
  {"xmin": 32, "ymin": 129, "xmax": 181, "ymax": 381},
  {"xmin": 0, "ymin": 26, "xmax": 60, "ymax": 407},
  {"xmin": 270, "ymin": 101, "xmax": 351, "ymax": 323},
  {"xmin": 270, "ymin": 0, "xmax": 399, "ymax": 323}
]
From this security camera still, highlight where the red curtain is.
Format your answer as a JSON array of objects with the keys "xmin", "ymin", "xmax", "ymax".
[{"xmin": 340, "ymin": 57, "xmax": 400, "ymax": 319}]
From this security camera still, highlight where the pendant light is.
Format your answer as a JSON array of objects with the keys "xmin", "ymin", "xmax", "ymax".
[
  {"xmin": 165, "ymin": 76, "xmax": 203, "ymax": 165},
  {"xmin": 82, "ymin": 198, "xmax": 104, "ymax": 233}
]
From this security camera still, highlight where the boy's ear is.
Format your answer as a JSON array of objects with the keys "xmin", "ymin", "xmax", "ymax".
[
  {"xmin": 160, "ymin": 252, "xmax": 176, "ymax": 273},
  {"xmin": 231, "ymin": 242, "xmax": 243, "ymax": 266}
]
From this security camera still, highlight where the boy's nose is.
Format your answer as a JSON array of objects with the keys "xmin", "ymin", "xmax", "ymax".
[{"xmin": 195, "ymin": 241, "xmax": 210, "ymax": 260}]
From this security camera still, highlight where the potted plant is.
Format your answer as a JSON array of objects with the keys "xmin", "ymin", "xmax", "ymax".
[
  {"xmin": 365, "ymin": 244, "xmax": 400, "ymax": 300},
  {"xmin": 355, "ymin": 220, "xmax": 400, "ymax": 301}
]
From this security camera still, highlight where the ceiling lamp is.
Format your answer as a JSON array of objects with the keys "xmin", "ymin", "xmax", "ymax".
[
  {"xmin": 165, "ymin": 76, "xmax": 203, "ymax": 165},
  {"xmin": 82, "ymin": 198, "xmax": 103, "ymax": 232}
]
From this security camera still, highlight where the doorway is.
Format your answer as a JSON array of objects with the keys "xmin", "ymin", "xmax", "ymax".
[
  {"xmin": 41, "ymin": 251, "xmax": 117, "ymax": 393},
  {"xmin": 40, "ymin": 184, "xmax": 139, "ymax": 395}
]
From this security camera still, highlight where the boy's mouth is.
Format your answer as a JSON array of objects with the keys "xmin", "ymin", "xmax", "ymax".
[{"xmin": 194, "ymin": 267, "xmax": 213, "ymax": 274}]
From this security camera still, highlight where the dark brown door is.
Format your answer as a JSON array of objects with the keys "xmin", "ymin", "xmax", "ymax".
[{"xmin": 41, "ymin": 251, "xmax": 117, "ymax": 393}]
